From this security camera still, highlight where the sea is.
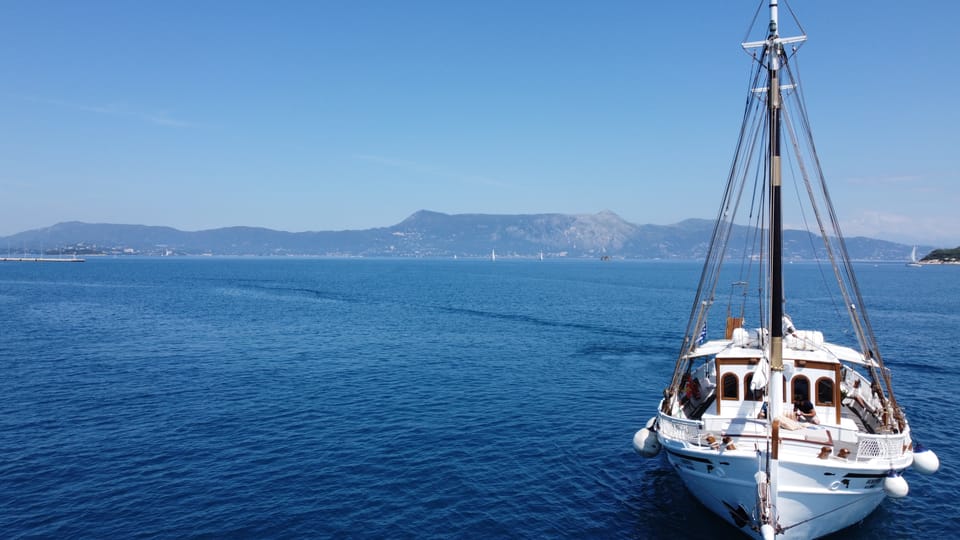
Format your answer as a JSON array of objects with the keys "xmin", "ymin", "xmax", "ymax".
[{"xmin": 1, "ymin": 258, "xmax": 956, "ymax": 539}]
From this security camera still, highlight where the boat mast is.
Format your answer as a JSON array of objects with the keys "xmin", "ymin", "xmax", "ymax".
[
  {"xmin": 766, "ymin": 0, "xmax": 785, "ymax": 532},
  {"xmin": 742, "ymin": 0, "xmax": 806, "ymax": 429},
  {"xmin": 767, "ymin": 1, "xmax": 785, "ymax": 419}
]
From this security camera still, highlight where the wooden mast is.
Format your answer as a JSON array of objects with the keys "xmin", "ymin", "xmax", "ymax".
[
  {"xmin": 767, "ymin": 2, "xmax": 785, "ymax": 415},
  {"xmin": 766, "ymin": 0, "xmax": 785, "ymax": 534}
]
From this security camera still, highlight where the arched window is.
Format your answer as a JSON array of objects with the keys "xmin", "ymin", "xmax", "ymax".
[
  {"xmin": 816, "ymin": 377, "xmax": 834, "ymax": 406},
  {"xmin": 721, "ymin": 373, "xmax": 739, "ymax": 400},
  {"xmin": 791, "ymin": 375, "xmax": 810, "ymax": 403},
  {"xmin": 744, "ymin": 373, "xmax": 762, "ymax": 401}
]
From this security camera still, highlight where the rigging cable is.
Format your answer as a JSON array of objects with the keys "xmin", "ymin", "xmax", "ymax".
[
  {"xmin": 742, "ymin": 1, "xmax": 765, "ymax": 52},
  {"xmin": 729, "ymin": 72, "xmax": 768, "ymax": 323},
  {"xmin": 783, "ymin": 56, "xmax": 901, "ymax": 428},
  {"xmin": 666, "ymin": 48, "xmax": 771, "ymax": 398},
  {"xmin": 779, "ymin": 87, "xmax": 847, "ymax": 327}
]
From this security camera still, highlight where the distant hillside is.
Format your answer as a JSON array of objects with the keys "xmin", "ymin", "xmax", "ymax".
[
  {"xmin": 921, "ymin": 247, "xmax": 960, "ymax": 264},
  {"xmin": 0, "ymin": 210, "xmax": 929, "ymax": 260}
]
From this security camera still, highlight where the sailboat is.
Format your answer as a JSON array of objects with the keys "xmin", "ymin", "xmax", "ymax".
[
  {"xmin": 907, "ymin": 246, "xmax": 922, "ymax": 267},
  {"xmin": 632, "ymin": 2, "xmax": 939, "ymax": 538}
]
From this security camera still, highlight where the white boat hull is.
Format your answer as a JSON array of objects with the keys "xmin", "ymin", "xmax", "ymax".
[{"xmin": 661, "ymin": 442, "xmax": 903, "ymax": 538}]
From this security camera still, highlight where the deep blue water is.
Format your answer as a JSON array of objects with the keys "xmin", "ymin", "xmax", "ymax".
[{"xmin": 1, "ymin": 258, "xmax": 956, "ymax": 538}]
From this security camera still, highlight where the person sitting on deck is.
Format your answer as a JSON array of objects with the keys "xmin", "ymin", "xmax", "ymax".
[
  {"xmin": 792, "ymin": 397, "xmax": 819, "ymax": 424},
  {"xmin": 844, "ymin": 378, "xmax": 882, "ymax": 417},
  {"xmin": 679, "ymin": 373, "xmax": 702, "ymax": 407},
  {"xmin": 849, "ymin": 379, "xmax": 870, "ymax": 411}
]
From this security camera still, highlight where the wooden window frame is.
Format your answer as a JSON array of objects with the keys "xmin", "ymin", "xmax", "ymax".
[
  {"xmin": 815, "ymin": 376, "xmax": 835, "ymax": 406},
  {"xmin": 721, "ymin": 372, "xmax": 740, "ymax": 400}
]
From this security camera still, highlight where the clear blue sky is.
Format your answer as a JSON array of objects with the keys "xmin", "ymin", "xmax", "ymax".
[{"xmin": 1, "ymin": 1, "xmax": 957, "ymax": 245}]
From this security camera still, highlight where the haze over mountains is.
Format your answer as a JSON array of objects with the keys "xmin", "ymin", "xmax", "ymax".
[{"xmin": 0, "ymin": 210, "xmax": 927, "ymax": 261}]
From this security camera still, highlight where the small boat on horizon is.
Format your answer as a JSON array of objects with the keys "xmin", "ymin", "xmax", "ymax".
[{"xmin": 906, "ymin": 246, "xmax": 922, "ymax": 267}]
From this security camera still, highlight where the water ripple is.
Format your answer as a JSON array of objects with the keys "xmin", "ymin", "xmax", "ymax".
[{"xmin": 0, "ymin": 259, "xmax": 954, "ymax": 539}]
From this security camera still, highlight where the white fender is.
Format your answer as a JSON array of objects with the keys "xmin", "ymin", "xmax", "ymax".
[
  {"xmin": 883, "ymin": 473, "xmax": 909, "ymax": 498},
  {"xmin": 912, "ymin": 446, "xmax": 940, "ymax": 475},
  {"xmin": 633, "ymin": 428, "xmax": 661, "ymax": 458}
]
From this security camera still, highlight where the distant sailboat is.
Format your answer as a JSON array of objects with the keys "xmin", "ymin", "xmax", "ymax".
[
  {"xmin": 491, "ymin": 249, "xmax": 496, "ymax": 262},
  {"xmin": 907, "ymin": 246, "xmax": 922, "ymax": 267}
]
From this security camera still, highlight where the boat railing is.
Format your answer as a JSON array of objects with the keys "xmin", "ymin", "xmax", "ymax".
[
  {"xmin": 660, "ymin": 412, "xmax": 909, "ymax": 462},
  {"xmin": 657, "ymin": 413, "xmax": 705, "ymax": 444},
  {"xmin": 854, "ymin": 432, "xmax": 910, "ymax": 461}
]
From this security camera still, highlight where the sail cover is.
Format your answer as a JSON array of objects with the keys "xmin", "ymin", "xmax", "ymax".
[{"xmin": 751, "ymin": 356, "xmax": 769, "ymax": 390}]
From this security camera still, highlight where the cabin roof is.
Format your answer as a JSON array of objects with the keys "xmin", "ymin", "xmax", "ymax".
[{"xmin": 685, "ymin": 337, "xmax": 877, "ymax": 367}]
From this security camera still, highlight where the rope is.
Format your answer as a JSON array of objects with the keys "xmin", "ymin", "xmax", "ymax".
[
  {"xmin": 779, "ymin": 90, "xmax": 845, "ymax": 326},
  {"xmin": 779, "ymin": 493, "xmax": 870, "ymax": 532},
  {"xmin": 782, "ymin": 0, "xmax": 807, "ymax": 42},
  {"xmin": 666, "ymin": 49, "xmax": 770, "ymax": 398},
  {"xmin": 742, "ymin": 0, "xmax": 765, "ymax": 46},
  {"xmin": 667, "ymin": 0, "xmax": 904, "ymax": 431},
  {"xmin": 779, "ymin": 53, "xmax": 899, "ymax": 429}
]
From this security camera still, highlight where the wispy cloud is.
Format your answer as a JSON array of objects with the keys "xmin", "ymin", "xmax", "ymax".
[
  {"xmin": 845, "ymin": 174, "xmax": 922, "ymax": 186},
  {"xmin": 843, "ymin": 209, "xmax": 911, "ymax": 233},
  {"xmin": 21, "ymin": 95, "xmax": 203, "ymax": 128},
  {"xmin": 844, "ymin": 173, "xmax": 956, "ymax": 197},
  {"xmin": 841, "ymin": 209, "xmax": 959, "ymax": 245},
  {"xmin": 353, "ymin": 153, "xmax": 511, "ymax": 188}
]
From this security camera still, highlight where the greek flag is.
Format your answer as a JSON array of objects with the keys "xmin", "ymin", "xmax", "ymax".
[{"xmin": 696, "ymin": 322, "xmax": 707, "ymax": 345}]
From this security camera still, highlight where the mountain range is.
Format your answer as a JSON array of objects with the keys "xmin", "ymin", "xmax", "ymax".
[{"xmin": 0, "ymin": 210, "xmax": 928, "ymax": 261}]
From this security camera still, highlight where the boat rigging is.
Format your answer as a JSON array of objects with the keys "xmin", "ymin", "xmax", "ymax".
[{"xmin": 632, "ymin": 2, "xmax": 939, "ymax": 538}]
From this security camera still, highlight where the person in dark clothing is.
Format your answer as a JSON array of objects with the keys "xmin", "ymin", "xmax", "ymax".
[{"xmin": 793, "ymin": 397, "xmax": 819, "ymax": 424}]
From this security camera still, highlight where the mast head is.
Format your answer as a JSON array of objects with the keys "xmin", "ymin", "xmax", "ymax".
[
  {"xmin": 768, "ymin": 0, "xmax": 780, "ymax": 38},
  {"xmin": 742, "ymin": 0, "xmax": 805, "ymax": 56}
]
